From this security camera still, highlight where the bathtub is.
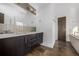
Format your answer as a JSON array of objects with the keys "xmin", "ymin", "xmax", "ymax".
[{"xmin": 69, "ymin": 34, "xmax": 79, "ymax": 54}]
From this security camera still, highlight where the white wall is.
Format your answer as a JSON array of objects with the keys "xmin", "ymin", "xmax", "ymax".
[
  {"xmin": 54, "ymin": 3, "xmax": 79, "ymax": 41},
  {"xmin": 37, "ymin": 4, "xmax": 56, "ymax": 48},
  {"xmin": 31, "ymin": 4, "xmax": 57, "ymax": 48},
  {"xmin": 67, "ymin": 7, "xmax": 79, "ymax": 41},
  {"xmin": 32, "ymin": 3, "xmax": 79, "ymax": 48}
]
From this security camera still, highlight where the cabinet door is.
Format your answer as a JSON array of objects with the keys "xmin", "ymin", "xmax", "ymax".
[
  {"xmin": 36, "ymin": 33, "xmax": 43, "ymax": 44},
  {"xmin": 24, "ymin": 35, "xmax": 31, "ymax": 52},
  {"xmin": 0, "ymin": 36, "xmax": 25, "ymax": 56},
  {"xmin": 0, "ymin": 40, "xmax": 4, "ymax": 55},
  {"xmin": 16, "ymin": 36, "xmax": 25, "ymax": 56}
]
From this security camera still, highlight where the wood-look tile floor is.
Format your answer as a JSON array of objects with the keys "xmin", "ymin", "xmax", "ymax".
[{"xmin": 26, "ymin": 41, "xmax": 78, "ymax": 56}]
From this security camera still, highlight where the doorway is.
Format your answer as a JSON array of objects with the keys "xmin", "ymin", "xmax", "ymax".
[{"xmin": 58, "ymin": 17, "xmax": 66, "ymax": 42}]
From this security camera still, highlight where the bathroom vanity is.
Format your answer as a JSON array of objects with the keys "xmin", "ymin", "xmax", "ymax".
[
  {"xmin": 0, "ymin": 32, "xmax": 43, "ymax": 56},
  {"xmin": 69, "ymin": 34, "xmax": 79, "ymax": 54}
]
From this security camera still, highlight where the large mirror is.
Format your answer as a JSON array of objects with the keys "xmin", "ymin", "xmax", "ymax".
[{"xmin": 0, "ymin": 13, "xmax": 36, "ymax": 34}]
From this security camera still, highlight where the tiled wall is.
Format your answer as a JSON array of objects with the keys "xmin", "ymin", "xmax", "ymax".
[
  {"xmin": 10, "ymin": 25, "xmax": 36, "ymax": 33},
  {"xmin": 0, "ymin": 24, "xmax": 36, "ymax": 33}
]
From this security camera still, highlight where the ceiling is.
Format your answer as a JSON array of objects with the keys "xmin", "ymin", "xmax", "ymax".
[{"xmin": 31, "ymin": 3, "xmax": 79, "ymax": 9}]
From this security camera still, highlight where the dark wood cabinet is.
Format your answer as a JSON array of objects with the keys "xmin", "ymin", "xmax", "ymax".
[
  {"xmin": 0, "ymin": 36, "xmax": 25, "ymax": 56},
  {"xmin": 0, "ymin": 32, "xmax": 43, "ymax": 56},
  {"xmin": 25, "ymin": 33, "xmax": 43, "ymax": 50},
  {"xmin": 36, "ymin": 33, "xmax": 43, "ymax": 44},
  {"xmin": 27, "ymin": 34, "xmax": 37, "ymax": 47}
]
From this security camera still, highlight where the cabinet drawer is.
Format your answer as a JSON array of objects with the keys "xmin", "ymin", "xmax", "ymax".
[
  {"xmin": 28, "ymin": 39, "xmax": 37, "ymax": 45},
  {"xmin": 28, "ymin": 34, "xmax": 36, "ymax": 39},
  {"xmin": 25, "ymin": 33, "xmax": 43, "ymax": 51}
]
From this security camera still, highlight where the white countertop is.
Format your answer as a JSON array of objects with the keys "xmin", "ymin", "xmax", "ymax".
[
  {"xmin": 70, "ymin": 34, "xmax": 79, "ymax": 39},
  {"xmin": 0, "ymin": 32, "xmax": 43, "ymax": 39}
]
